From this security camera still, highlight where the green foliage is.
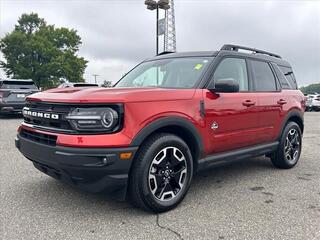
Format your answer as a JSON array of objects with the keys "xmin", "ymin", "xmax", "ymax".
[
  {"xmin": 0, "ymin": 13, "xmax": 88, "ymax": 88},
  {"xmin": 101, "ymin": 80, "xmax": 113, "ymax": 88},
  {"xmin": 300, "ymin": 83, "xmax": 320, "ymax": 94}
]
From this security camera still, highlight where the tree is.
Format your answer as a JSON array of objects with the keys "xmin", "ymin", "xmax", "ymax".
[
  {"xmin": 300, "ymin": 83, "xmax": 320, "ymax": 94},
  {"xmin": 102, "ymin": 80, "xmax": 113, "ymax": 88},
  {"xmin": 0, "ymin": 13, "xmax": 88, "ymax": 88}
]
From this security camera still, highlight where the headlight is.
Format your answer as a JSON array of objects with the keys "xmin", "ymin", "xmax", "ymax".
[{"xmin": 66, "ymin": 107, "xmax": 119, "ymax": 132}]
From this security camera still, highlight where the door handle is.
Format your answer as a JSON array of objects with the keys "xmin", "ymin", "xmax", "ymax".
[
  {"xmin": 242, "ymin": 100, "xmax": 256, "ymax": 107},
  {"xmin": 277, "ymin": 99, "xmax": 287, "ymax": 105}
]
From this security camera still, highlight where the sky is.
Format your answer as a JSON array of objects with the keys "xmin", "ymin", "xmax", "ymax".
[{"xmin": 0, "ymin": 0, "xmax": 319, "ymax": 86}]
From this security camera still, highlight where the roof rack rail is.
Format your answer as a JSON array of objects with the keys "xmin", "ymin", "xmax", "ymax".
[{"xmin": 220, "ymin": 44, "xmax": 281, "ymax": 59}]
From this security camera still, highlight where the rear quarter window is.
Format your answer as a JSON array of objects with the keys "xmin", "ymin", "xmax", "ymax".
[
  {"xmin": 278, "ymin": 66, "xmax": 298, "ymax": 89},
  {"xmin": 270, "ymin": 63, "xmax": 292, "ymax": 89}
]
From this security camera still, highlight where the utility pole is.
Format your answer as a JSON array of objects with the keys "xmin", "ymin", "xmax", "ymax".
[
  {"xmin": 156, "ymin": 6, "xmax": 159, "ymax": 55},
  {"xmin": 92, "ymin": 74, "xmax": 99, "ymax": 84}
]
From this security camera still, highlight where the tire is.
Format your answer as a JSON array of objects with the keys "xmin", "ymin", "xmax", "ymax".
[
  {"xmin": 128, "ymin": 133, "xmax": 193, "ymax": 212},
  {"xmin": 270, "ymin": 122, "xmax": 302, "ymax": 169}
]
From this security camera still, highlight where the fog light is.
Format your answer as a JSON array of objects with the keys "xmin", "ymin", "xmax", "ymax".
[{"xmin": 102, "ymin": 157, "xmax": 108, "ymax": 164}]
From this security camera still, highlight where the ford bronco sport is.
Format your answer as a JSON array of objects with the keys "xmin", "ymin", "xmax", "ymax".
[{"xmin": 15, "ymin": 44, "xmax": 305, "ymax": 212}]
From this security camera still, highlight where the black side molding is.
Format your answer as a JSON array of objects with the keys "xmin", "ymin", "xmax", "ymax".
[
  {"xmin": 130, "ymin": 116, "xmax": 204, "ymax": 156},
  {"xmin": 197, "ymin": 141, "xmax": 279, "ymax": 172},
  {"xmin": 277, "ymin": 110, "xmax": 304, "ymax": 139}
]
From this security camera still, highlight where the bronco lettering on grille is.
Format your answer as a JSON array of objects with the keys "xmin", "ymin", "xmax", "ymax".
[{"xmin": 22, "ymin": 108, "xmax": 59, "ymax": 120}]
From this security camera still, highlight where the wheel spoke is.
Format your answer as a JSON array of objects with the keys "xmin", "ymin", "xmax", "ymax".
[
  {"xmin": 158, "ymin": 182, "xmax": 174, "ymax": 200},
  {"xmin": 173, "ymin": 166, "xmax": 186, "ymax": 180},
  {"xmin": 286, "ymin": 137, "xmax": 291, "ymax": 148},
  {"xmin": 153, "ymin": 148, "xmax": 167, "ymax": 169},
  {"xmin": 150, "ymin": 172, "xmax": 163, "ymax": 186},
  {"xmin": 290, "ymin": 133, "xmax": 298, "ymax": 145}
]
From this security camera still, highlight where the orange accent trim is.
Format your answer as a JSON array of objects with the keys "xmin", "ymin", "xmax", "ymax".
[{"xmin": 120, "ymin": 152, "xmax": 132, "ymax": 160}]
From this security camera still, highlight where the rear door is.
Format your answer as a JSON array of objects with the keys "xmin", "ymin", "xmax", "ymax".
[
  {"xmin": 248, "ymin": 60, "xmax": 284, "ymax": 143},
  {"xmin": 204, "ymin": 57, "xmax": 260, "ymax": 154}
]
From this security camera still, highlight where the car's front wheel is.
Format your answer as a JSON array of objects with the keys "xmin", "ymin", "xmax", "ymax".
[
  {"xmin": 129, "ymin": 133, "xmax": 193, "ymax": 212},
  {"xmin": 270, "ymin": 122, "xmax": 302, "ymax": 169}
]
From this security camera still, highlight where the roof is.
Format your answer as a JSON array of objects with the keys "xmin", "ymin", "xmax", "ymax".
[
  {"xmin": 146, "ymin": 44, "xmax": 291, "ymax": 67},
  {"xmin": 147, "ymin": 51, "xmax": 218, "ymax": 61}
]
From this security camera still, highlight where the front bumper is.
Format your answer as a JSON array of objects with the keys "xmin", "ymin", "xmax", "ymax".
[
  {"xmin": 15, "ymin": 134, "xmax": 138, "ymax": 200},
  {"xmin": 0, "ymin": 102, "xmax": 25, "ymax": 113}
]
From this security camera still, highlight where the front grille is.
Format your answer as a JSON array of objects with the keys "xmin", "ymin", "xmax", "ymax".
[
  {"xmin": 20, "ymin": 129, "xmax": 57, "ymax": 146},
  {"xmin": 23, "ymin": 102, "xmax": 73, "ymax": 132},
  {"xmin": 23, "ymin": 101, "xmax": 124, "ymax": 134}
]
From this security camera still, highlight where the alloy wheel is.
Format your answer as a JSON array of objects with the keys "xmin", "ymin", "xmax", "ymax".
[
  {"xmin": 148, "ymin": 147, "xmax": 188, "ymax": 201},
  {"xmin": 284, "ymin": 128, "xmax": 301, "ymax": 162}
]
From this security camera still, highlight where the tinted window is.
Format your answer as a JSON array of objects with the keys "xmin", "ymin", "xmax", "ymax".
[
  {"xmin": 279, "ymin": 66, "xmax": 298, "ymax": 89},
  {"xmin": 271, "ymin": 63, "xmax": 291, "ymax": 89},
  {"xmin": 251, "ymin": 61, "xmax": 276, "ymax": 91},
  {"xmin": 1, "ymin": 81, "xmax": 38, "ymax": 90},
  {"xmin": 213, "ymin": 58, "xmax": 248, "ymax": 91}
]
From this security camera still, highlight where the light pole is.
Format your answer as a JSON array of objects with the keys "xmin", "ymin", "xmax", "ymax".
[
  {"xmin": 92, "ymin": 74, "xmax": 99, "ymax": 84},
  {"xmin": 144, "ymin": 0, "xmax": 170, "ymax": 55}
]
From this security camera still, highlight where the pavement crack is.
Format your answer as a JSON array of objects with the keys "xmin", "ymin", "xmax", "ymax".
[
  {"xmin": 297, "ymin": 176, "xmax": 311, "ymax": 181},
  {"xmin": 250, "ymin": 186, "xmax": 264, "ymax": 191},
  {"xmin": 156, "ymin": 214, "xmax": 183, "ymax": 240}
]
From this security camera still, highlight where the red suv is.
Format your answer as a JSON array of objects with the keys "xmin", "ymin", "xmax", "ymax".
[{"xmin": 16, "ymin": 44, "xmax": 305, "ymax": 212}]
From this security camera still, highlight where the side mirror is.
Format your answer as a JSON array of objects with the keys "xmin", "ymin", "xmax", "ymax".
[{"xmin": 209, "ymin": 78, "xmax": 239, "ymax": 93}]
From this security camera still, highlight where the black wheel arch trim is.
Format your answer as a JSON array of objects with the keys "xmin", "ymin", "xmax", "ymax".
[
  {"xmin": 130, "ymin": 116, "xmax": 204, "ymax": 158},
  {"xmin": 278, "ymin": 109, "xmax": 304, "ymax": 140}
]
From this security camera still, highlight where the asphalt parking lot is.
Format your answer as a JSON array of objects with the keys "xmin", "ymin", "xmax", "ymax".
[{"xmin": 1, "ymin": 113, "xmax": 319, "ymax": 240}]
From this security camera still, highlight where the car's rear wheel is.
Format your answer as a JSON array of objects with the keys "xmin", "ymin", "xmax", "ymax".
[
  {"xmin": 270, "ymin": 122, "xmax": 302, "ymax": 169},
  {"xmin": 129, "ymin": 133, "xmax": 193, "ymax": 212}
]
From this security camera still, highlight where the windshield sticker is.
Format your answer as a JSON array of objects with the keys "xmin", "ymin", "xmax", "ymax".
[{"xmin": 194, "ymin": 64, "xmax": 203, "ymax": 70}]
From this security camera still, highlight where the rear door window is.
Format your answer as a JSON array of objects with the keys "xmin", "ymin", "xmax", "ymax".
[{"xmin": 250, "ymin": 60, "xmax": 277, "ymax": 91}]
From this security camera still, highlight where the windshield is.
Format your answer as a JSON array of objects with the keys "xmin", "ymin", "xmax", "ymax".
[
  {"xmin": 115, "ymin": 57, "xmax": 212, "ymax": 89},
  {"xmin": 1, "ymin": 81, "xmax": 38, "ymax": 90}
]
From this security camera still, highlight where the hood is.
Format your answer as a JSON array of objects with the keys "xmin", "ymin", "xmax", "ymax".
[{"xmin": 27, "ymin": 87, "xmax": 196, "ymax": 103}]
